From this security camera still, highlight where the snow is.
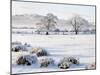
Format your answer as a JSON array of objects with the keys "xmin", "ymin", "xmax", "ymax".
[{"xmin": 12, "ymin": 34, "xmax": 95, "ymax": 74}]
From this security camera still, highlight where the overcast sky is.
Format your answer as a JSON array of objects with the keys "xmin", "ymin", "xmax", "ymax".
[{"xmin": 12, "ymin": 1, "xmax": 95, "ymax": 23}]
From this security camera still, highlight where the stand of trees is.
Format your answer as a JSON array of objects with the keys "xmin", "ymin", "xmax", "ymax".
[
  {"xmin": 36, "ymin": 13, "xmax": 58, "ymax": 35},
  {"xmin": 36, "ymin": 14, "xmax": 94, "ymax": 35},
  {"xmin": 69, "ymin": 15, "xmax": 90, "ymax": 35}
]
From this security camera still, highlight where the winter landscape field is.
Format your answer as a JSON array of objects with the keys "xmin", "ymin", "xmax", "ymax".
[
  {"xmin": 12, "ymin": 34, "xmax": 95, "ymax": 74},
  {"xmin": 11, "ymin": 0, "xmax": 96, "ymax": 74}
]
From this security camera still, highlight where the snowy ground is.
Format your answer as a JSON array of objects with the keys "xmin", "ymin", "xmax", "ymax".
[{"xmin": 12, "ymin": 34, "xmax": 95, "ymax": 74}]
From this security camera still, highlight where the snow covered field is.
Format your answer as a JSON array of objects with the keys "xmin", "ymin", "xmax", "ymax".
[{"xmin": 12, "ymin": 34, "xmax": 95, "ymax": 74}]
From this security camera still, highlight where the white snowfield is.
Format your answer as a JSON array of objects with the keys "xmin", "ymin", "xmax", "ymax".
[{"xmin": 12, "ymin": 34, "xmax": 95, "ymax": 74}]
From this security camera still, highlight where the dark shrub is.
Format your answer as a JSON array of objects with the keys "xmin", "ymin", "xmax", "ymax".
[
  {"xmin": 30, "ymin": 48, "xmax": 49, "ymax": 57},
  {"xmin": 36, "ymin": 50, "xmax": 48, "ymax": 57},
  {"xmin": 12, "ymin": 44, "xmax": 32, "ymax": 52},
  {"xmin": 31, "ymin": 48, "xmax": 42, "ymax": 54},
  {"xmin": 16, "ymin": 55, "xmax": 37, "ymax": 66},
  {"xmin": 31, "ymin": 48, "xmax": 49, "ymax": 57},
  {"xmin": 39, "ymin": 58, "xmax": 54, "ymax": 67},
  {"xmin": 58, "ymin": 61, "xmax": 70, "ymax": 69},
  {"xmin": 60, "ymin": 57, "xmax": 79, "ymax": 65},
  {"xmin": 58, "ymin": 57, "xmax": 79, "ymax": 69},
  {"xmin": 67, "ymin": 57, "xmax": 79, "ymax": 65},
  {"xmin": 12, "ymin": 46, "xmax": 21, "ymax": 52},
  {"xmin": 16, "ymin": 56, "xmax": 26, "ymax": 65}
]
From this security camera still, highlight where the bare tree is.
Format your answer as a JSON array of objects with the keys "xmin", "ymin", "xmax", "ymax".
[
  {"xmin": 69, "ymin": 15, "xmax": 89, "ymax": 35},
  {"xmin": 36, "ymin": 13, "xmax": 58, "ymax": 35}
]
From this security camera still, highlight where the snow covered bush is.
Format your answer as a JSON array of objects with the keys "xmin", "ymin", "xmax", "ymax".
[
  {"xmin": 36, "ymin": 50, "xmax": 48, "ymax": 57},
  {"xmin": 39, "ymin": 58, "xmax": 54, "ymax": 67},
  {"xmin": 58, "ymin": 61, "xmax": 70, "ymax": 69},
  {"xmin": 31, "ymin": 48, "xmax": 42, "ymax": 53},
  {"xmin": 16, "ymin": 55, "xmax": 37, "ymax": 66},
  {"xmin": 12, "ymin": 46, "xmax": 22, "ymax": 52},
  {"xmin": 31, "ymin": 47, "xmax": 49, "ymax": 57},
  {"xmin": 12, "ymin": 44, "xmax": 32, "ymax": 52},
  {"xmin": 58, "ymin": 57, "xmax": 79, "ymax": 69},
  {"xmin": 66, "ymin": 57, "xmax": 79, "ymax": 65}
]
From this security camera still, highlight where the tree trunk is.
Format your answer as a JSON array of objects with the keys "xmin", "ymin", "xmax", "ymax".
[
  {"xmin": 75, "ymin": 30, "xmax": 78, "ymax": 35},
  {"xmin": 46, "ymin": 32, "xmax": 48, "ymax": 35}
]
